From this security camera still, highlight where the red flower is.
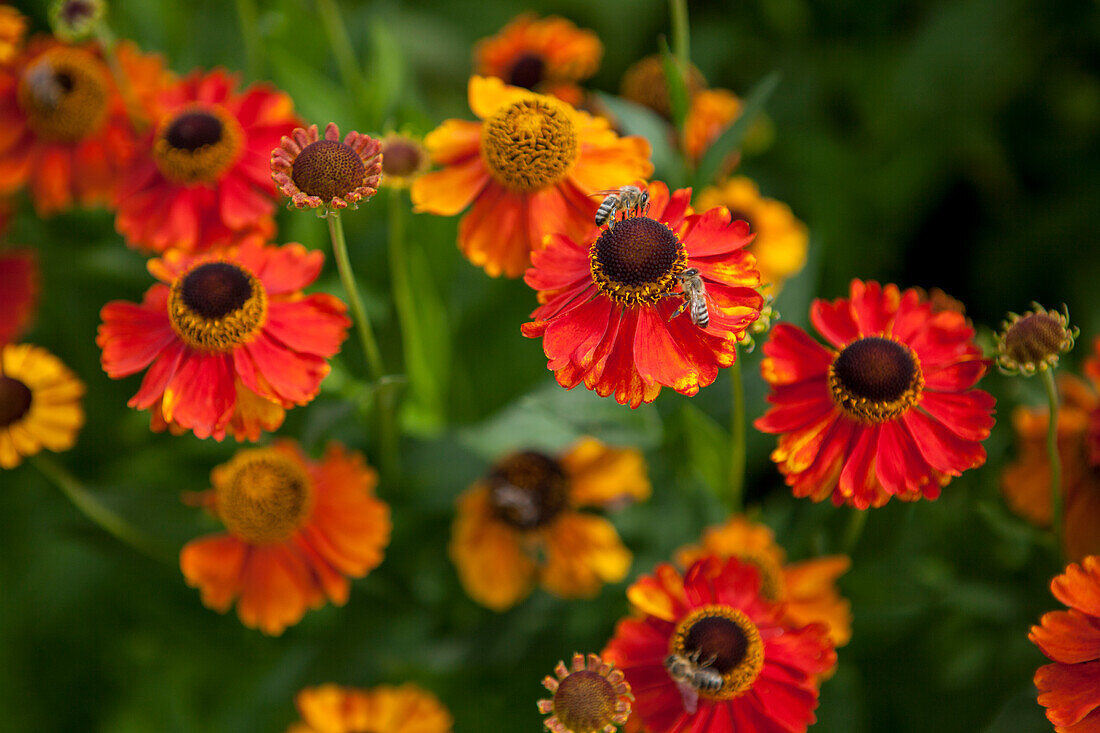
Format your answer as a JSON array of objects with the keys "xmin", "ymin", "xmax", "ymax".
[
  {"xmin": 115, "ymin": 69, "xmax": 300, "ymax": 254},
  {"xmin": 522, "ymin": 181, "xmax": 763, "ymax": 407},
  {"xmin": 97, "ymin": 237, "xmax": 349, "ymax": 440},
  {"xmin": 603, "ymin": 556, "xmax": 835, "ymax": 733},
  {"xmin": 0, "ymin": 249, "xmax": 36, "ymax": 345},
  {"xmin": 754, "ymin": 280, "xmax": 995, "ymax": 508},
  {"xmin": 1029, "ymin": 556, "xmax": 1100, "ymax": 732},
  {"xmin": 0, "ymin": 37, "xmax": 170, "ymax": 215}
]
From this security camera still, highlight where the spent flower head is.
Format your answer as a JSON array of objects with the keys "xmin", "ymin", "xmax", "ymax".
[
  {"xmin": 379, "ymin": 131, "xmax": 428, "ymax": 189},
  {"xmin": 49, "ymin": 0, "xmax": 106, "ymax": 42},
  {"xmin": 537, "ymin": 653, "xmax": 632, "ymax": 733},
  {"xmin": 271, "ymin": 122, "xmax": 383, "ymax": 216},
  {"xmin": 997, "ymin": 303, "xmax": 1078, "ymax": 376}
]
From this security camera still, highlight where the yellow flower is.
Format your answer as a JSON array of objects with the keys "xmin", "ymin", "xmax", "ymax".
[
  {"xmin": 0, "ymin": 5, "xmax": 27, "ymax": 65},
  {"xmin": 450, "ymin": 437, "xmax": 649, "ymax": 610},
  {"xmin": 676, "ymin": 515, "xmax": 851, "ymax": 647},
  {"xmin": 0, "ymin": 343, "xmax": 85, "ymax": 469},
  {"xmin": 695, "ymin": 176, "xmax": 809, "ymax": 294},
  {"xmin": 288, "ymin": 683, "xmax": 452, "ymax": 733}
]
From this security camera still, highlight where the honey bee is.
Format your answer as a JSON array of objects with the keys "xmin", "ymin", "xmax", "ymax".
[
  {"xmin": 665, "ymin": 651, "xmax": 724, "ymax": 714},
  {"xmin": 670, "ymin": 267, "xmax": 709, "ymax": 329},
  {"xmin": 591, "ymin": 185, "xmax": 649, "ymax": 229}
]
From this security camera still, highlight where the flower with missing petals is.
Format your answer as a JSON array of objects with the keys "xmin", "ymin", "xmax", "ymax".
[
  {"xmin": 115, "ymin": 69, "xmax": 299, "ymax": 253},
  {"xmin": 97, "ymin": 238, "xmax": 350, "ymax": 441},
  {"xmin": 1029, "ymin": 556, "xmax": 1100, "ymax": 732},
  {"xmin": 755, "ymin": 280, "xmax": 995, "ymax": 508},
  {"xmin": 411, "ymin": 76, "xmax": 652, "ymax": 278},
  {"xmin": 997, "ymin": 303, "xmax": 1077, "ymax": 376},
  {"xmin": 49, "ymin": 0, "xmax": 106, "ymax": 42},
  {"xmin": 603, "ymin": 556, "xmax": 835, "ymax": 733},
  {"xmin": 181, "ymin": 440, "xmax": 391, "ymax": 635},
  {"xmin": 0, "ymin": 343, "xmax": 84, "ymax": 469},
  {"xmin": 450, "ymin": 437, "xmax": 649, "ymax": 610},
  {"xmin": 0, "ymin": 37, "xmax": 169, "ymax": 215},
  {"xmin": 522, "ymin": 181, "xmax": 763, "ymax": 407},
  {"xmin": 379, "ymin": 132, "xmax": 428, "ymax": 189},
  {"xmin": 696, "ymin": 177, "xmax": 808, "ymax": 295},
  {"xmin": 271, "ymin": 122, "xmax": 382, "ymax": 214},
  {"xmin": 538, "ymin": 653, "xmax": 632, "ymax": 733},
  {"xmin": 475, "ymin": 13, "xmax": 602, "ymax": 106}
]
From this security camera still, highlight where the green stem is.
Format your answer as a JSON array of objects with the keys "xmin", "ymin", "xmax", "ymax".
[
  {"xmin": 326, "ymin": 212, "xmax": 385, "ymax": 381},
  {"xmin": 31, "ymin": 455, "xmax": 171, "ymax": 563},
  {"xmin": 234, "ymin": 0, "xmax": 263, "ymax": 79},
  {"xmin": 842, "ymin": 507, "xmax": 869, "ymax": 555},
  {"xmin": 729, "ymin": 358, "xmax": 746, "ymax": 513},
  {"xmin": 1042, "ymin": 369, "xmax": 1064, "ymax": 560},
  {"xmin": 316, "ymin": 0, "xmax": 366, "ymax": 99},
  {"xmin": 669, "ymin": 0, "xmax": 691, "ymax": 72},
  {"xmin": 387, "ymin": 190, "xmax": 434, "ymax": 417}
]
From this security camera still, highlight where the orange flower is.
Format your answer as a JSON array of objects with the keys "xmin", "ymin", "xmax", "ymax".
[
  {"xmin": 181, "ymin": 441, "xmax": 391, "ymax": 635},
  {"xmin": 755, "ymin": 280, "xmax": 995, "ymax": 508},
  {"xmin": 0, "ymin": 343, "xmax": 85, "ymax": 469},
  {"xmin": 411, "ymin": 76, "xmax": 652, "ymax": 278},
  {"xmin": 474, "ymin": 13, "xmax": 602, "ymax": 106},
  {"xmin": 0, "ymin": 249, "xmax": 37, "ymax": 345},
  {"xmin": 271, "ymin": 122, "xmax": 382, "ymax": 212},
  {"xmin": 522, "ymin": 181, "xmax": 763, "ymax": 407},
  {"xmin": 0, "ymin": 37, "xmax": 170, "ymax": 215},
  {"xmin": 1029, "ymin": 556, "xmax": 1100, "ymax": 732},
  {"xmin": 695, "ymin": 177, "xmax": 809, "ymax": 295},
  {"xmin": 450, "ymin": 437, "xmax": 649, "ymax": 611},
  {"xmin": 538, "ymin": 653, "xmax": 633, "ymax": 733},
  {"xmin": 683, "ymin": 89, "xmax": 741, "ymax": 164},
  {"xmin": 676, "ymin": 515, "xmax": 851, "ymax": 647},
  {"xmin": 1002, "ymin": 374, "xmax": 1100, "ymax": 561},
  {"xmin": 603, "ymin": 557, "xmax": 835, "ymax": 733},
  {"xmin": 287, "ymin": 683, "xmax": 452, "ymax": 733},
  {"xmin": 115, "ymin": 69, "xmax": 300, "ymax": 254},
  {"xmin": 97, "ymin": 238, "xmax": 350, "ymax": 441},
  {"xmin": 0, "ymin": 4, "xmax": 27, "ymax": 65}
]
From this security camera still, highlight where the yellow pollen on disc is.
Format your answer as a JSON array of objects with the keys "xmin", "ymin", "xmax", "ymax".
[
  {"xmin": 670, "ymin": 605, "xmax": 765, "ymax": 701},
  {"xmin": 167, "ymin": 261, "xmax": 267, "ymax": 352},
  {"xmin": 215, "ymin": 449, "xmax": 313, "ymax": 544},
  {"xmin": 153, "ymin": 104, "xmax": 244, "ymax": 184},
  {"xmin": 828, "ymin": 336, "xmax": 923, "ymax": 423},
  {"xmin": 480, "ymin": 97, "xmax": 578, "ymax": 191},
  {"xmin": 589, "ymin": 216, "xmax": 687, "ymax": 306},
  {"xmin": 17, "ymin": 47, "xmax": 110, "ymax": 142}
]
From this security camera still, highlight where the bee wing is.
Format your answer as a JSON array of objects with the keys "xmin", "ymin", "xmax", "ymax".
[
  {"xmin": 675, "ymin": 681, "xmax": 699, "ymax": 715},
  {"xmin": 586, "ymin": 189, "xmax": 624, "ymax": 198}
]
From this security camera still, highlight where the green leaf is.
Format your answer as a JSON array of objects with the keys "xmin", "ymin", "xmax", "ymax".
[
  {"xmin": 361, "ymin": 19, "xmax": 406, "ymax": 129},
  {"xmin": 658, "ymin": 36, "xmax": 690, "ymax": 134},
  {"xmin": 593, "ymin": 92, "xmax": 681, "ymax": 183},
  {"xmin": 669, "ymin": 402, "xmax": 728, "ymax": 499},
  {"xmin": 695, "ymin": 71, "xmax": 782, "ymax": 188},
  {"xmin": 266, "ymin": 51, "xmax": 347, "ymax": 128}
]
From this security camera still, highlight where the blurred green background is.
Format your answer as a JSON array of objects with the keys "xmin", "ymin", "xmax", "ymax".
[{"xmin": 4, "ymin": 0, "xmax": 1100, "ymax": 731}]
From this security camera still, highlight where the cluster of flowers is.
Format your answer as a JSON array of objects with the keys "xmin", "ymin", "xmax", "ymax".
[{"xmin": 0, "ymin": 4, "xmax": 1095, "ymax": 732}]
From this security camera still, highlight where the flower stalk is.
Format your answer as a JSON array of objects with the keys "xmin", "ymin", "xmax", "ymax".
[
  {"xmin": 729, "ymin": 357, "xmax": 746, "ymax": 512},
  {"xmin": 1042, "ymin": 368, "xmax": 1064, "ymax": 560}
]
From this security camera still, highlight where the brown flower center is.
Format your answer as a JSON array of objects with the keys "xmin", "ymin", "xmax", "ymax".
[
  {"xmin": 380, "ymin": 137, "xmax": 425, "ymax": 179},
  {"xmin": 291, "ymin": 139, "xmax": 367, "ymax": 203},
  {"xmin": 215, "ymin": 449, "xmax": 313, "ymax": 544},
  {"xmin": 0, "ymin": 376, "xmax": 32, "ymax": 427},
  {"xmin": 829, "ymin": 336, "xmax": 923, "ymax": 423},
  {"xmin": 508, "ymin": 52, "xmax": 546, "ymax": 90},
  {"xmin": 17, "ymin": 47, "xmax": 110, "ymax": 142},
  {"xmin": 553, "ymin": 670, "xmax": 619, "ymax": 733},
  {"xmin": 154, "ymin": 105, "xmax": 244, "ymax": 184},
  {"xmin": 670, "ymin": 605, "xmax": 765, "ymax": 700},
  {"xmin": 59, "ymin": 0, "xmax": 99, "ymax": 26},
  {"xmin": 167, "ymin": 261, "xmax": 267, "ymax": 351},
  {"xmin": 590, "ymin": 216, "xmax": 687, "ymax": 306},
  {"xmin": 486, "ymin": 451, "xmax": 568, "ymax": 530},
  {"xmin": 481, "ymin": 97, "xmax": 578, "ymax": 191},
  {"xmin": 1003, "ymin": 312, "xmax": 1070, "ymax": 369}
]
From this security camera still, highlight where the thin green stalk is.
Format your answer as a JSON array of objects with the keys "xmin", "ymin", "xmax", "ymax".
[
  {"xmin": 842, "ymin": 507, "xmax": 869, "ymax": 555},
  {"xmin": 729, "ymin": 358, "xmax": 746, "ymax": 513},
  {"xmin": 326, "ymin": 212, "xmax": 385, "ymax": 381},
  {"xmin": 316, "ymin": 0, "xmax": 366, "ymax": 99},
  {"xmin": 1042, "ymin": 369, "xmax": 1064, "ymax": 560},
  {"xmin": 234, "ymin": 0, "xmax": 263, "ymax": 79},
  {"xmin": 32, "ymin": 455, "xmax": 171, "ymax": 563},
  {"xmin": 669, "ymin": 0, "xmax": 691, "ymax": 72}
]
